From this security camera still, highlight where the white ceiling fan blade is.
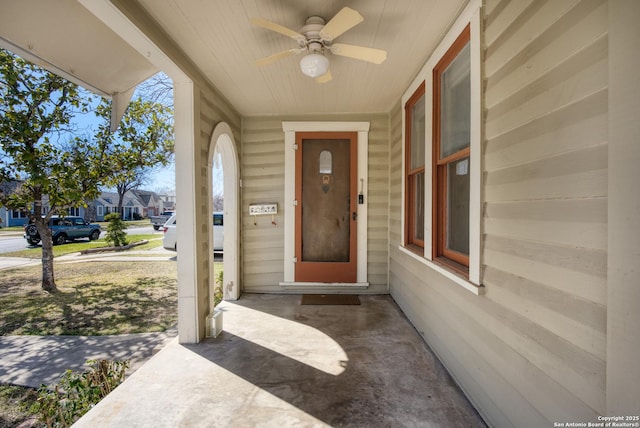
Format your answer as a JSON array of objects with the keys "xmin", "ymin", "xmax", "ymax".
[
  {"xmin": 254, "ymin": 49, "xmax": 300, "ymax": 67},
  {"xmin": 315, "ymin": 70, "xmax": 332, "ymax": 84},
  {"xmin": 250, "ymin": 17, "xmax": 306, "ymax": 44},
  {"xmin": 319, "ymin": 7, "xmax": 363, "ymax": 41},
  {"xmin": 330, "ymin": 43, "xmax": 387, "ymax": 64}
]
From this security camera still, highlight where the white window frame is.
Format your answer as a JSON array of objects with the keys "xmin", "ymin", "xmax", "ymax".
[
  {"xmin": 400, "ymin": 1, "xmax": 483, "ymax": 294},
  {"xmin": 97, "ymin": 206, "xmax": 103, "ymax": 217}
]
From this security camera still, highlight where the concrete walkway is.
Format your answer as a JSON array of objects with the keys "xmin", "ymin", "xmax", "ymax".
[
  {"xmin": 57, "ymin": 246, "xmax": 177, "ymax": 264},
  {"xmin": 74, "ymin": 294, "xmax": 487, "ymax": 427},
  {"xmin": 0, "ymin": 328, "xmax": 178, "ymax": 388},
  {"xmin": 0, "ymin": 256, "xmax": 40, "ymax": 270}
]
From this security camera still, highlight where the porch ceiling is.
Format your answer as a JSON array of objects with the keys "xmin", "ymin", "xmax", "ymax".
[
  {"xmin": 136, "ymin": 0, "xmax": 467, "ymax": 116},
  {"xmin": 0, "ymin": 0, "xmax": 467, "ymax": 117},
  {"xmin": 0, "ymin": 0, "xmax": 158, "ymax": 98}
]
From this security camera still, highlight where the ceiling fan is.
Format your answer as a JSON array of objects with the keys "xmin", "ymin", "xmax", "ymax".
[{"xmin": 251, "ymin": 7, "xmax": 387, "ymax": 83}]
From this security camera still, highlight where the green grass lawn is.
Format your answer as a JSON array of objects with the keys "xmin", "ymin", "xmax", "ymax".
[
  {"xmin": 0, "ymin": 261, "xmax": 178, "ymax": 336},
  {"xmin": 2, "ymin": 234, "xmax": 163, "ymax": 259}
]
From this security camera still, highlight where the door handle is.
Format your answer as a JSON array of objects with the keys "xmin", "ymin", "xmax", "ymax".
[{"xmin": 352, "ymin": 211, "xmax": 357, "ymax": 221}]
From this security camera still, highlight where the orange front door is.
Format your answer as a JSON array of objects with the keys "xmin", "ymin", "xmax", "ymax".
[{"xmin": 295, "ymin": 132, "xmax": 358, "ymax": 283}]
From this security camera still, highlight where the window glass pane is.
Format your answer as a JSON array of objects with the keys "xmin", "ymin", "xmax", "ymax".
[
  {"xmin": 413, "ymin": 172, "xmax": 425, "ymax": 242},
  {"xmin": 319, "ymin": 150, "xmax": 332, "ymax": 174},
  {"xmin": 440, "ymin": 42, "xmax": 470, "ymax": 159},
  {"xmin": 213, "ymin": 214, "xmax": 223, "ymax": 226},
  {"xmin": 446, "ymin": 157, "xmax": 470, "ymax": 255},
  {"xmin": 410, "ymin": 93, "xmax": 426, "ymax": 170}
]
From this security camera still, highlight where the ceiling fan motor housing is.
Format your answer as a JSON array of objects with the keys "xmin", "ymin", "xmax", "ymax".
[{"xmin": 299, "ymin": 15, "xmax": 328, "ymax": 51}]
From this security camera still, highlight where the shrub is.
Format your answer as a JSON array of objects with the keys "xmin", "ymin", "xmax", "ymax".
[
  {"xmin": 104, "ymin": 212, "xmax": 128, "ymax": 247},
  {"xmin": 214, "ymin": 268, "xmax": 224, "ymax": 307},
  {"xmin": 32, "ymin": 359, "xmax": 129, "ymax": 427}
]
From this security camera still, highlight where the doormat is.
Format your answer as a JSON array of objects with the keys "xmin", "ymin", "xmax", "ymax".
[{"xmin": 301, "ymin": 294, "xmax": 360, "ymax": 305}]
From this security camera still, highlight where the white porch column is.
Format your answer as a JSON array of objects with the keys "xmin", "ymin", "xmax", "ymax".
[{"xmin": 174, "ymin": 81, "xmax": 206, "ymax": 343}]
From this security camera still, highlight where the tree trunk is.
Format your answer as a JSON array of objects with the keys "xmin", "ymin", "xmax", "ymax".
[
  {"xmin": 37, "ymin": 218, "xmax": 57, "ymax": 293},
  {"xmin": 117, "ymin": 193, "xmax": 125, "ymax": 219}
]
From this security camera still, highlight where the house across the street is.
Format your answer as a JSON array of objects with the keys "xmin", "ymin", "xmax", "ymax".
[{"xmin": 0, "ymin": 188, "xmax": 173, "ymax": 226}]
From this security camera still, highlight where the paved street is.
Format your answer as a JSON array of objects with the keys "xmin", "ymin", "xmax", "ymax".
[
  {"xmin": 0, "ymin": 224, "xmax": 161, "ymax": 254},
  {"xmin": 0, "ymin": 232, "xmax": 25, "ymax": 254}
]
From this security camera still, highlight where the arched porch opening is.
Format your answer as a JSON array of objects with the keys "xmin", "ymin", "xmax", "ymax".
[{"xmin": 208, "ymin": 122, "xmax": 240, "ymax": 307}]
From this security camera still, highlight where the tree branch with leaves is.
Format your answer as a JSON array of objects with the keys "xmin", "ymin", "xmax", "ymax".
[{"xmin": 0, "ymin": 48, "xmax": 174, "ymax": 293}]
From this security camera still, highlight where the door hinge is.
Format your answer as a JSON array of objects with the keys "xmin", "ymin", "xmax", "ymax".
[
  {"xmin": 293, "ymin": 200, "xmax": 298, "ymax": 206},
  {"xmin": 293, "ymin": 144, "xmax": 299, "ymax": 150},
  {"xmin": 293, "ymin": 257, "xmax": 298, "ymax": 263}
]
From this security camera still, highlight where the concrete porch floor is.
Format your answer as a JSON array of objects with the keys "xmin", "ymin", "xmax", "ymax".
[{"xmin": 74, "ymin": 294, "xmax": 486, "ymax": 427}]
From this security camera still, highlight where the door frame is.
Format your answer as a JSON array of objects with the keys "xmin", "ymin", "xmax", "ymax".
[{"xmin": 281, "ymin": 121, "xmax": 369, "ymax": 288}]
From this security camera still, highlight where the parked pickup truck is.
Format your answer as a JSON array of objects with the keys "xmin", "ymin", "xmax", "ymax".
[{"xmin": 150, "ymin": 211, "xmax": 175, "ymax": 230}]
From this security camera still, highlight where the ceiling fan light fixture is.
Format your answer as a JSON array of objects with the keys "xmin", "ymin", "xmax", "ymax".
[{"xmin": 299, "ymin": 53, "xmax": 329, "ymax": 78}]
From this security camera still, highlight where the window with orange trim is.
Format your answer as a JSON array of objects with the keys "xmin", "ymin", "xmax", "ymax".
[
  {"xmin": 433, "ymin": 25, "xmax": 471, "ymax": 273},
  {"xmin": 404, "ymin": 82, "xmax": 426, "ymax": 250}
]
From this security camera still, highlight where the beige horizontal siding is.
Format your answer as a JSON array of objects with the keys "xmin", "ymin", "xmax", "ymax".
[
  {"xmin": 388, "ymin": 0, "xmax": 608, "ymax": 426},
  {"xmin": 241, "ymin": 114, "xmax": 389, "ymax": 293},
  {"xmin": 483, "ymin": 0, "xmax": 609, "ymax": 416},
  {"xmin": 241, "ymin": 117, "xmax": 285, "ymax": 291},
  {"xmin": 484, "ymin": 198, "xmax": 607, "ymax": 249}
]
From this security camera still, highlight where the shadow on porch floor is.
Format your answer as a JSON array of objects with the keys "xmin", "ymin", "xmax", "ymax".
[{"xmin": 74, "ymin": 294, "xmax": 486, "ymax": 427}]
